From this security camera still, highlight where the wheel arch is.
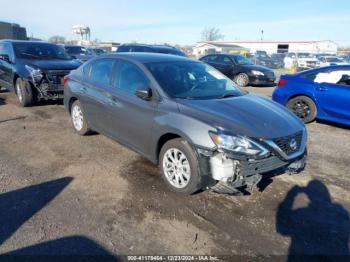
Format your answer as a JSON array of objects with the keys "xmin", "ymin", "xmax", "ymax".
[
  {"xmin": 155, "ymin": 133, "xmax": 182, "ymax": 164},
  {"xmin": 68, "ymin": 97, "xmax": 79, "ymax": 114},
  {"xmin": 13, "ymin": 74, "xmax": 20, "ymax": 93}
]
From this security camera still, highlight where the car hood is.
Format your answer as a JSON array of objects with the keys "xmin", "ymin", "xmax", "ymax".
[
  {"xmin": 176, "ymin": 94, "xmax": 304, "ymax": 139},
  {"xmin": 240, "ymin": 64, "xmax": 273, "ymax": 72},
  {"xmin": 20, "ymin": 58, "xmax": 82, "ymax": 70}
]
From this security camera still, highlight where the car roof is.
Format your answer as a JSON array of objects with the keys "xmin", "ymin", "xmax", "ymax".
[
  {"xmin": 119, "ymin": 43, "xmax": 176, "ymax": 49},
  {"xmin": 297, "ymin": 65, "xmax": 350, "ymax": 76},
  {"xmin": 203, "ymin": 53, "xmax": 242, "ymax": 57},
  {"xmin": 96, "ymin": 52, "xmax": 195, "ymax": 63}
]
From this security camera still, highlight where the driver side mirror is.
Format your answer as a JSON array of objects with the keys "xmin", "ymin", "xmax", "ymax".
[
  {"xmin": 135, "ymin": 88, "xmax": 152, "ymax": 101},
  {"xmin": 0, "ymin": 54, "xmax": 11, "ymax": 64}
]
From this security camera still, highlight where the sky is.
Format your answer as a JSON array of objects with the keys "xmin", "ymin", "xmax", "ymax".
[{"xmin": 0, "ymin": 0, "xmax": 349, "ymax": 46}]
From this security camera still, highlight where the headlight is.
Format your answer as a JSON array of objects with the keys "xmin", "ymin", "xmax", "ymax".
[
  {"xmin": 25, "ymin": 65, "xmax": 43, "ymax": 80},
  {"xmin": 252, "ymin": 70, "xmax": 264, "ymax": 76},
  {"xmin": 209, "ymin": 132, "xmax": 269, "ymax": 156}
]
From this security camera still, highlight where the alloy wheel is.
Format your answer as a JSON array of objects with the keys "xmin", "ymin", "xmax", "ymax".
[
  {"xmin": 16, "ymin": 82, "xmax": 23, "ymax": 103},
  {"xmin": 72, "ymin": 105, "xmax": 84, "ymax": 131},
  {"xmin": 291, "ymin": 99, "xmax": 311, "ymax": 119},
  {"xmin": 162, "ymin": 148, "xmax": 191, "ymax": 189},
  {"xmin": 236, "ymin": 74, "xmax": 248, "ymax": 86}
]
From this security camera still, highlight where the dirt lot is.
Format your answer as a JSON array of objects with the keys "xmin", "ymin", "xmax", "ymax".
[{"xmin": 0, "ymin": 87, "xmax": 349, "ymax": 259}]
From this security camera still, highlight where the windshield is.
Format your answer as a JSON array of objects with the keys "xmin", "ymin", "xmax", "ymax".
[
  {"xmin": 146, "ymin": 61, "xmax": 244, "ymax": 99},
  {"xmin": 65, "ymin": 46, "xmax": 92, "ymax": 55},
  {"xmin": 298, "ymin": 53, "xmax": 313, "ymax": 58},
  {"xmin": 13, "ymin": 42, "xmax": 71, "ymax": 60},
  {"xmin": 231, "ymin": 55, "xmax": 254, "ymax": 65}
]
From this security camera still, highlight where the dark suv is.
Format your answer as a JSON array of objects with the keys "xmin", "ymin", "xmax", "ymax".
[
  {"xmin": 117, "ymin": 44, "xmax": 186, "ymax": 57},
  {"xmin": 0, "ymin": 40, "xmax": 81, "ymax": 106},
  {"xmin": 200, "ymin": 54, "xmax": 276, "ymax": 87},
  {"xmin": 64, "ymin": 53, "xmax": 307, "ymax": 195}
]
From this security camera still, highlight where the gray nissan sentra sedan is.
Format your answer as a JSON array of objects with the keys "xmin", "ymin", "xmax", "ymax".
[{"xmin": 64, "ymin": 53, "xmax": 307, "ymax": 195}]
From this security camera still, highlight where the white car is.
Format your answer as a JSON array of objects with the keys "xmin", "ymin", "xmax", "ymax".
[
  {"xmin": 318, "ymin": 56, "xmax": 349, "ymax": 67},
  {"xmin": 284, "ymin": 52, "xmax": 319, "ymax": 70}
]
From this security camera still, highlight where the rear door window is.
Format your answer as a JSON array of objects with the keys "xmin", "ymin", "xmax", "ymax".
[
  {"xmin": 131, "ymin": 46, "xmax": 153, "ymax": 52},
  {"xmin": 216, "ymin": 56, "xmax": 232, "ymax": 65},
  {"xmin": 89, "ymin": 59, "xmax": 115, "ymax": 87}
]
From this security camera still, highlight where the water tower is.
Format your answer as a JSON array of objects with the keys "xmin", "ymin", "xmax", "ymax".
[{"xmin": 72, "ymin": 24, "xmax": 91, "ymax": 41}]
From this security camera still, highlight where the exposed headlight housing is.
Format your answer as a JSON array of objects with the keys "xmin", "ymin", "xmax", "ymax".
[
  {"xmin": 252, "ymin": 70, "xmax": 264, "ymax": 76},
  {"xmin": 25, "ymin": 65, "xmax": 43, "ymax": 81},
  {"xmin": 209, "ymin": 132, "xmax": 269, "ymax": 156}
]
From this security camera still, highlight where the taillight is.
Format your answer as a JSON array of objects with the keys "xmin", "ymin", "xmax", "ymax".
[
  {"xmin": 278, "ymin": 79, "xmax": 288, "ymax": 86},
  {"xmin": 63, "ymin": 75, "xmax": 70, "ymax": 86}
]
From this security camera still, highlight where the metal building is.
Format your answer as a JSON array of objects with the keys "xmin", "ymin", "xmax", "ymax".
[
  {"xmin": 0, "ymin": 21, "xmax": 27, "ymax": 40},
  {"xmin": 194, "ymin": 40, "xmax": 338, "ymax": 55}
]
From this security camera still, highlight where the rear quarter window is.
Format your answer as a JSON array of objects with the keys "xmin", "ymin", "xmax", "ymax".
[
  {"xmin": 117, "ymin": 46, "xmax": 131, "ymax": 52},
  {"xmin": 82, "ymin": 62, "xmax": 92, "ymax": 76}
]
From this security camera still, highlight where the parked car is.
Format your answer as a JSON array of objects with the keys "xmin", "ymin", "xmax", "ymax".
[
  {"xmin": 64, "ymin": 53, "xmax": 307, "ymax": 195},
  {"xmin": 200, "ymin": 53, "xmax": 276, "ymax": 87},
  {"xmin": 284, "ymin": 52, "xmax": 319, "ymax": 70},
  {"xmin": 252, "ymin": 52, "xmax": 281, "ymax": 69},
  {"xmin": 318, "ymin": 56, "xmax": 348, "ymax": 67},
  {"xmin": 343, "ymin": 54, "xmax": 350, "ymax": 63},
  {"xmin": 273, "ymin": 65, "xmax": 350, "ymax": 125},
  {"xmin": 64, "ymin": 45, "xmax": 95, "ymax": 62},
  {"xmin": 0, "ymin": 40, "xmax": 81, "ymax": 106},
  {"xmin": 88, "ymin": 48, "xmax": 108, "ymax": 55},
  {"xmin": 117, "ymin": 44, "xmax": 186, "ymax": 57},
  {"xmin": 270, "ymin": 53, "xmax": 286, "ymax": 68}
]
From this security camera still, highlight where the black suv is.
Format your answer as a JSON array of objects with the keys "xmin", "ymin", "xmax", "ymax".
[
  {"xmin": 117, "ymin": 44, "xmax": 186, "ymax": 57},
  {"xmin": 0, "ymin": 40, "xmax": 81, "ymax": 106},
  {"xmin": 200, "ymin": 53, "xmax": 276, "ymax": 87}
]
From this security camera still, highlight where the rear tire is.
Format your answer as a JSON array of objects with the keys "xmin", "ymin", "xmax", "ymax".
[
  {"xmin": 287, "ymin": 96, "xmax": 317, "ymax": 123},
  {"xmin": 71, "ymin": 100, "xmax": 91, "ymax": 135},
  {"xmin": 234, "ymin": 73, "xmax": 249, "ymax": 87},
  {"xmin": 159, "ymin": 138, "xmax": 203, "ymax": 195},
  {"xmin": 15, "ymin": 78, "xmax": 34, "ymax": 107}
]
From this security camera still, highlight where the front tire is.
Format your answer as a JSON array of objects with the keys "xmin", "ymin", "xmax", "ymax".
[
  {"xmin": 287, "ymin": 96, "xmax": 317, "ymax": 123},
  {"xmin": 71, "ymin": 100, "xmax": 91, "ymax": 135},
  {"xmin": 15, "ymin": 78, "xmax": 34, "ymax": 107},
  {"xmin": 159, "ymin": 138, "xmax": 203, "ymax": 195},
  {"xmin": 234, "ymin": 73, "xmax": 249, "ymax": 87}
]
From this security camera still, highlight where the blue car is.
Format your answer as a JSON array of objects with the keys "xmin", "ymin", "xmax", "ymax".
[{"xmin": 273, "ymin": 65, "xmax": 350, "ymax": 125}]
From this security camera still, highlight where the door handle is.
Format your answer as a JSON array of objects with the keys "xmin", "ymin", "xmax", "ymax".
[
  {"xmin": 107, "ymin": 95, "xmax": 119, "ymax": 106},
  {"xmin": 317, "ymin": 86, "xmax": 328, "ymax": 92},
  {"xmin": 79, "ymin": 86, "xmax": 87, "ymax": 92}
]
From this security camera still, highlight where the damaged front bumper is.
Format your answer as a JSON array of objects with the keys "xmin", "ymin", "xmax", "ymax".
[
  {"xmin": 207, "ymin": 151, "xmax": 306, "ymax": 195},
  {"xmin": 197, "ymin": 132, "xmax": 307, "ymax": 195},
  {"xmin": 29, "ymin": 70, "xmax": 70, "ymax": 100}
]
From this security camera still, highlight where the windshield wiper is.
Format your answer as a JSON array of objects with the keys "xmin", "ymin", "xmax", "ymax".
[
  {"xmin": 219, "ymin": 93, "xmax": 239, "ymax": 99},
  {"xmin": 22, "ymin": 53, "xmax": 42, "ymax": 58}
]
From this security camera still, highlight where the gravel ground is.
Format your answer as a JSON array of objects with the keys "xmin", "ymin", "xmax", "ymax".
[{"xmin": 0, "ymin": 87, "xmax": 349, "ymax": 259}]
